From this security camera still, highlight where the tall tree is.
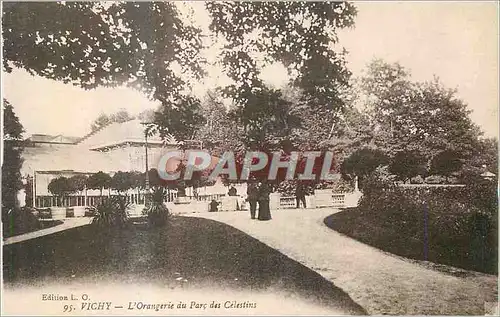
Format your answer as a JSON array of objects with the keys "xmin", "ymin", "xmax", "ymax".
[
  {"xmin": 196, "ymin": 3, "xmax": 356, "ymax": 188},
  {"xmin": 90, "ymin": 114, "xmax": 112, "ymax": 133},
  {"xmin": 204, "ymin": 2, "xmax": 356, "ymax": 153},
  {"xmin": 3, "ymin": 2, "xmax": 204, "ymax": 101},
  {"xmin": 153, "ymin": 96, "xmax": 206, "ymax": 142},
  {"xmin": 358, "ymin": 59, "xmax": 482, "ymax": 160},
  {"xmin": 3, "ymin": 2, "xmax": 358, "ymax": 190},
  {"xmin": 340, "ymin": 147, "xmax": 389, "ymax": 181},
  {"xmin": 90, "ymin": 109, "xmax": 134, "ymax": 132},
  {"xmin": 2, "ymin": 99, "xmax": 24, "ymax": 215},
  {"xmin": 194, "ymin": 91, "xmax": 245, "ymax": 156},
  {"xmin": 206, "ymin": 2, "xmax": 356, "ymax": 108},
  {"xmin": 3, "ymin": 99, "xmax": 24, "ymax": 139}
]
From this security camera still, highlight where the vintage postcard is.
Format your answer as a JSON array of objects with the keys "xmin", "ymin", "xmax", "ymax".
[{"xmin": 1, "ymin": 1, "xmax": 498, "ymax": 316}]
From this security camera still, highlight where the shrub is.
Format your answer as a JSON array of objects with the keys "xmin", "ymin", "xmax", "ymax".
[
  {"xmin": 389, "ymin": 150, "xmax": 427, "ymax": 182},
  {"xmin": 277, "ymin": 180, "xmax": 316, "ymax": 196},
  {"xmin": 2, "ymin": 206, "xmax": 40, "ymax": 238},
  {"xmin": 429, "ymin": 150, "xmax": 464, "ymax": 179},
  {"xmin": 354, "ymin": 177, "xmax": 498, "ymax": 273},
  {"xmin": 410, "ymin": 175, "xmax": 424, "ymax": 184},
  {"xmin": 424, "ymin": 175, "xmax": 446, "ymax": 184},
  {"xmin": 90, "ymin": 196, "xmax": 130, "ymax": 228},
  {"xmin": 330, "ymin": 178, "xmax": 354, "ymax": 193},
  {"xmin": 276, "ymin": 180, "xmax": 296, "ymax": 196},
  {"xmin": 466, "ymin": 179, "xmax": 498, "ymax": 216},
  {"xmin": 143, "ymin": 187, "xmax": 170, "ymax": 227}
]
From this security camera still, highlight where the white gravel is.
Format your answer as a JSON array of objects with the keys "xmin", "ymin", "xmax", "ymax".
[{"xmin": 186, "ymin": 209, "xmax": 498, "ymax": 315}]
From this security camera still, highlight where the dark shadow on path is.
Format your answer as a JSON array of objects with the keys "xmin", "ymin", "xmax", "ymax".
[{"xmin": 3, "ymin": 216, "xmax": 366, "ymax": 315}]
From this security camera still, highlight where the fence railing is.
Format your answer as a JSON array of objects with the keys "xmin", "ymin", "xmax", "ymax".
[
  {"xmin": 277, "ymin": 193, "xmax": 348, "ymax": 209},
  {"xmin": 332, "ymin": 194, "xmax": 346, "ymax": 207},
  {"xmin": 184, "ymin": 193, "xmax": 225, "ymax": 202},
  {"xmin": 279, "ymin": 196, "xmax": 296, "ymax": 209},
  {"xmin": 34, "ymin": 190, "xmax": 181, "ymax": 208},
  {"xmin": 34, "ymin": 191, "xmax": 357, "ymax": 210}
]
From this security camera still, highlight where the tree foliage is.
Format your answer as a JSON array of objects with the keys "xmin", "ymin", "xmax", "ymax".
[
  {"xmin": 388, "ymin": 150, "xmax": 427, "ymax": 182},
  {"xmin": 341, "ymin": 147, "xmax": 388, "ymax": 180},
  {"xmin": 154, "ymin": 96, "xmax": 206, "ymax": 142},
  {"xmin": 69, "ymin": 174, "xmax": 88, "ymax": 192},
  {"xmin": 202, "ymin": 2, "xmax": 357, "ymax": 162},
  {"xmin": 2, "ymin": 99, "xmax": 24, "ymax": 214},
  {"xmin": 86, "ymin": 171, "xmax": 112, "ymax": 195},
  {"xmin": 206, "ymin": 2, "xmax": 356, "ymax": 107},
  {"xmin": 3, "ymin": 2, "xmax": 204, "ymax": 101},
  {"xmin": 48, "ymin": 177, "xmax": 75, "ymax": 197},
  {"xmin": 476, "ymin": 137, "xmax": 498, "ymax": 174},
  {"xmin": 357, "ymin": 59, "xmax": 482, "ymax": 160},
  {"xmin": 3, "ymin": 99, "xmax": 24, "ymax": 140},
  {"xmin": 193, "ymin": 92, "xmax": 245, "ymax": 155},
  {"xmin": 110, "ymin": 171, "xmax": 135, "ymax": 193},
  {"xmin": 429, "ymin": 150, "xmax": 464, "ymax": 179},
  {"xmin": 90, "ymin": 109, "xmax": 134, "ymax": 132}
]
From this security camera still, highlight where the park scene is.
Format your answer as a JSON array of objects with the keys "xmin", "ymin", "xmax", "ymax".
[{"xmin": 2, "ymin": 2, "xmax": 498, "ymax": 316}]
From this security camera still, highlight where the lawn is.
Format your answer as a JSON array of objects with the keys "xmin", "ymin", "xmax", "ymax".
[
  {"xmin": 3, "ymin": 218, "xmax": 63, "ymax": 238},
  {"xmin": 3, "ymin": 216, "xmax": 365, "ymax": 314},
  {"xmin": 325, "ymin": 207, "xmax": 497, "ymax": 275}
]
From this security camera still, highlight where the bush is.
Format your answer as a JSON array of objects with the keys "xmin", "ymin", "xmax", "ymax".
[
  {"xmin": 2, "ymin": 207, "xmax": 40, "ymax": 238},
  {"xmin": 424, "ymin": 175, "xmax": 446, "ymax": 184},
  {"xmin": 143, "ymin": 187, "xmax": 170, "ymax": 227},
  {"xmin": 410, "ymin": 175, "xmax": 424, "ymax": 184},
  {"xmin": 276, "ymin": 180, "xmax": 316, "ymax": 196},
  {"xmin": 90, "ymin": 196, "xmax": 130, "ymax": 228},
  {"xmin": 276, "ymin": 180, "xmax": 296, "ymax": 196},
  {"xmin": 330, "ymin": 178, "xmax": 354, "ymax": 193},
  {"xmin": 352, "ymin": 178, "xmax": 498, "ymax": 273}
]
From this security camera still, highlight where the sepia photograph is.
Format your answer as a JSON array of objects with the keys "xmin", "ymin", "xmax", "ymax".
[{"xmin": 1, "ymin": 1, "xmax": 498, "ymax": 316}]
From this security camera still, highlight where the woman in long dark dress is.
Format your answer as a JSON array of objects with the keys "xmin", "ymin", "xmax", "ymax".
[{"xmin": 257, "ymin": 181, "xmax": 272, "ymax": 221}]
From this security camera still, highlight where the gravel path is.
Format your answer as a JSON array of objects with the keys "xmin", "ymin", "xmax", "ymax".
[
  {"xmin": 4, "ymin": 216, "xmax": 365, "ymax": 315},
  {"xmin": 186, "ymin": 209, "xmax": 498, "ymax": 315}
]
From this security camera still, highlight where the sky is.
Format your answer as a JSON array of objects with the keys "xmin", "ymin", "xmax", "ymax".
[{"xmin": 3, "ymin": 1, "xmax": 498, "ymax": 138}]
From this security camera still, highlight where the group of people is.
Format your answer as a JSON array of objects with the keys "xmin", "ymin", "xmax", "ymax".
[
  {"xmin": 209, "ymin": 181, "xmax": 310, "ymax": 219},
  {"xmin": 246, "ymin": 181, "xmax": 272, "ymax": 221}
]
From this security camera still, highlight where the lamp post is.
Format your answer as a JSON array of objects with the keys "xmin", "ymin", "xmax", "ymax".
[
  {"xmin": 141, "ymin": 122, "xmax": 151, "ymax": 206},
  {"xmin": 145, "ymin": 130, "xmax": 150, "ymax": 205}
]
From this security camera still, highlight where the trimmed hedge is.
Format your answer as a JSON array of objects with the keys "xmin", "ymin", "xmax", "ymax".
[{"xmin": 328, "ymin": 179, "xmax": 497, "ymax": 274}]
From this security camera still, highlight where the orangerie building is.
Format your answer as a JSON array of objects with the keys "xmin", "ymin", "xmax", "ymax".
[{"xmin": 21, "ymin": 119, "xmax": 179, "ymax": 208}]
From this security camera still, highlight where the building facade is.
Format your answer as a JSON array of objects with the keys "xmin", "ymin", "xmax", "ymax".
[{"xmin": 21, "ymin": 120, "xmax": 178, "ymax": 208}]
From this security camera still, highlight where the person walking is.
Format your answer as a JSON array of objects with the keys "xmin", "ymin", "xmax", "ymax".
[
  {"xmin": 257, "ymin": 181, "xmax": 272, "ymax": 221},
  {"xmin": 246, "ymin": 181, "xmax": 259, "ymax": 219},
  {"xmin": 228, "ymin": 185, "xmax": 239, "ymax": 210},
  {"xmin": 295, "ymin": 182, "xmax": 307, "ymax": 209}
]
